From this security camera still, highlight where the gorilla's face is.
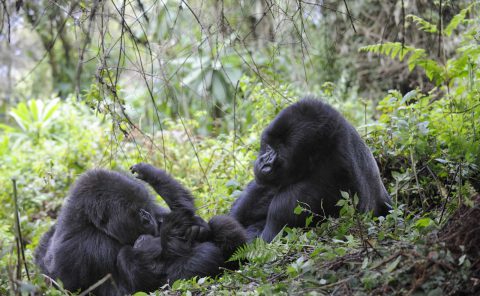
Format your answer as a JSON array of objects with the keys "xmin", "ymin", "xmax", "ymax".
[
  {"xmin": 105, "ymin": 207, "xmax": 161, "ymax": 245},
  {"xmin": 139, "ymin": 208, "xmax": 161, "ymax": 236},
  {"xmin": 254, "ymin": 107, "xmax": 320, "ymax": 186}
]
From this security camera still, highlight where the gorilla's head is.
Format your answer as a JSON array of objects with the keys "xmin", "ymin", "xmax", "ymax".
[
  {"xmin": 254, "ymin": 99, "xmax": 335, "ymax": 186},
  {"xmin": 100, "ymin": 206, "xmax": 162, "ymax": 245}
]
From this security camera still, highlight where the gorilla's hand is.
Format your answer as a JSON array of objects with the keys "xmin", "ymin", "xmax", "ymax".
[
  {"xmin": 130, "ymin": 162, "xmax": 158, "ymax": 182},
  {"xmin": 134, "ymin": 234, "xmax": 162, "ymax": 253},
  {"xmin": 187, "ymin": 216, "xmax": 212, "ymax": 242}
]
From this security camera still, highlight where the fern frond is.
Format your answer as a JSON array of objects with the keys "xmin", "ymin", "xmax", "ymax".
[
  {"xmin": 360, "ymin": 42, "xmax": 445, "ymax": 85},
  {"xmin": 407, "ymin": 15, "xmax": 437, "ymax": 33},
  {"xmin": 445, "ymin": 3, "xmax": 475, "ymax": 36},
  {"xmin": 229, "ymin": 238, "xmax": 279, "ymax": 264},
  {"xmin": 359, "ymin": 42, "xmax": 422, "ymax": 62},
  {"xmin": 406, "ymin": 49, "xmax": 427, "ymax": 71},
  {"xmin": 413, "ymin": 59, "xmax": 444, "ymax": 84}
]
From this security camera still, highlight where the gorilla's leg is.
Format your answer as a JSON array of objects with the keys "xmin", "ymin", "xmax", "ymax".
[
  {"xmin": 208, "ymin": 215, "xmax": 247, "ymax": 259},
  {"xmin": 166, "ymin": 242, "xmax": 225, "ymax": 282},
  {"xmin": 116, "ymin": 235, "xmax": 165, "ymax": 293},
  {"xmin": 260, "ymin": 182, "xmax": 334, "ymax": 243}
]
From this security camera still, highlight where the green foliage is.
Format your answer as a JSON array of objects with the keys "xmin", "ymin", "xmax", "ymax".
[
  {"xmin": 359, "ymin": 42, "xmax": 422, "ymax": 63},
  {"xmin": 229, "ymin": 238, "xmax": 282, "ymax": 264},
  {"xmin": 360, "ymin": 6, "xmax": 480, "ymax": 210},
  {"xmin": 360, "ymin": 3, "xmax": 479, "ymax": 87},
  {"xmin": 0, "ymin": 97, "xmax": 111, "ymax": 294},
  {"xmin": 406, "ymin": 3, "xmax": 476, "ymax": 36},
  {"xmin": 360, "ymin": 43, "xmax": 444, "ymax": 84},
  {"xmin": 0, "ymin": 99, "xmax": 60, "ymax": 144},
  {"xmin": 406, "ymin": 15, "xmax": 438, "ymax": 33}
]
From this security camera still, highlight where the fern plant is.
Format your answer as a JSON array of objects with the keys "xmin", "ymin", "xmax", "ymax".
[
  {"xmin": 407, "ymin": 3, "xmax": 475, "ymax": 37},
  {"xmin": 229, "ymin": 238, "xmax": 282, "ymax": 264},
  {"xmin": 359, "ymin": 3, "xmax": 477, "ymax": 86}
]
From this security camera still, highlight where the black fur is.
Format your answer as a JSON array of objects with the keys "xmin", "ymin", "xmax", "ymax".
[
  {"xmin": 230, "ymin": 98, "xmax": 392, "ymax": 242},
  {"xmin": 35, "ymin": 163, "xmax": 246, "ymax": 295}
]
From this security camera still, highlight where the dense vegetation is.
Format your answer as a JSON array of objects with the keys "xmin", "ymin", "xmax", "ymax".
[{"xmin": 0, "ymin": 1, "xmax": 479, "ymax": 295}]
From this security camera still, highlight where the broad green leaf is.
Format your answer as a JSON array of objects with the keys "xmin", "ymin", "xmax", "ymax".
[
  {"xmin": 415, "ymin": 217, "xmax": 433, "ymax": 229},
  {"xmin": 28, "ymin": 99, "xmax": 39, "ymax": 122},
  {"xmin": 9, "ymin": 110, "xmax": 27, "ymax": 132},
  {"xmin": 294, "ymin": 204, "xmax": 303, "ymax": 215},
  {"xmin": 43, "ymin": 99, "xmax": 60, "ymax": 121}
]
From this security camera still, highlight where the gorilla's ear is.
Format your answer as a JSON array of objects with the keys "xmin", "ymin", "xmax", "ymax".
[
  {"xmin": 85, "ymin": 202, "xmax": 128, "ymax": 243},
  {"xmin": 139, "ymin": 209, "xmax": 155, "ymax": 225},
  {"xmin": 86, "ymin": 201, "xmax": 108, "ymax": 230}
]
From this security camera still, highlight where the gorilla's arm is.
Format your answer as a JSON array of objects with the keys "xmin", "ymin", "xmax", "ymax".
[
  {"xmin": 344, "ymin": 135, "xmax": 392, "ymax": 216},
  {"xmin": 43, "ymin": 227, "xmax": 124, "ymax": 295},
  {"xmin": 116, "ymin": 236, "xmax": 166, "ymax": 293},
  {"xmin": 260, "ymin": 181, "xmax": 338, "ymax": 243},
  {"xmin": 230, "ymin": 181, "xmax": 274, "ymax": 241},
  {"xmin": 131, "ymin": 163, "xmax": 195, "ymax": 213},
  {"xmin": 260, "ymin": 188, "xmax": 302, "ymax": 243},
  {"xmin": 34, "ymin": 224, "xmax": 56, "ymax": 273}
]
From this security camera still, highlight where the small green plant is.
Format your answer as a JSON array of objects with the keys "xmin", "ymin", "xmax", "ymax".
[
  {"xmin": 229, "ymin": 238, "xmax": 281, "ymax": 264},
  {"xmin": 0, "ymin": 99, "xmax": 60, "ymax": 144}
]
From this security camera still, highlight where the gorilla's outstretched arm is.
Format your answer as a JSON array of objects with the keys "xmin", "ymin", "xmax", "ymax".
[
  {"xmin": 131, "ymin": 163, "xmax": 196, "ymax": 214},
  {"xmin": 131, "ymin": 163, "xmax": 212, "ymax": 242}
]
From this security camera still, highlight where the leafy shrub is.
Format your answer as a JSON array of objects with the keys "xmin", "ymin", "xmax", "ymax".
[{"xmin": 360, "ymin": 4, "xmax": 480, "ymax": 210}]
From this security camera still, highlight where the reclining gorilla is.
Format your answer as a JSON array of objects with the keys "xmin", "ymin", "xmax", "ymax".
[
  {"xmin": 35, "ymin": 163, "xmax": 246, "ymax": 295},
  {"xmin": 230, "ymin": 98, "xmax": 392, "ymax": 242}
]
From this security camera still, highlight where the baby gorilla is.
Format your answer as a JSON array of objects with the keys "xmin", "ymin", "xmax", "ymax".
[
  {"xmin": 35, "ymin": 163, "xmax": 246, "ymax": 295},
  {"xmin": 117, "ymin": 163, "xmax": 247, "ymax": 292},
  {"xmin": 231, "ymin": 98, "xmax": 392, "ymax": 242}
]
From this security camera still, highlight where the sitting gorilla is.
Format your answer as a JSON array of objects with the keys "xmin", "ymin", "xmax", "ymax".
[
  {"xmin": 35, "ymin": 163, "xmax": 246, "ymax": 295},
  {"xmin": 230, "ymin": 98, "xmax": 392, "ymax": 242}
]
